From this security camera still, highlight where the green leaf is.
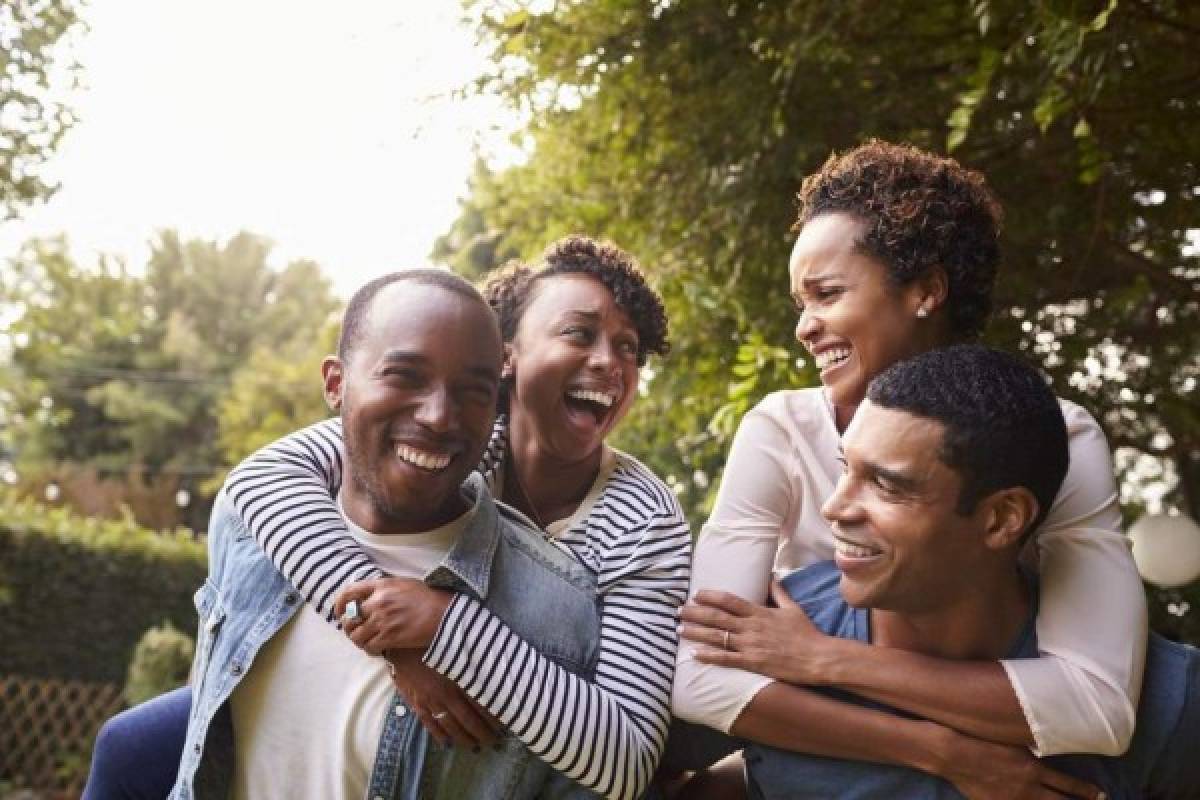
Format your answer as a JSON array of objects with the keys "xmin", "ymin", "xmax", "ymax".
[
  {"xmin": 947, "ymin": 127, "xmax": 968, "ymax": 152},
  {"xmin": 502, "ymin": 9, "xmax": 530, "ymax": 31},
  {"xmin": 1088, "ymin": 0, "xmax": 1118, "ymax": 32},
  {"xmin": 1034, "ymin": 85, "xmax": 1070, "ymax": 133},
  {"xmin": 504, "ymin": 32, "xmax": 527, "ymax": 56}
]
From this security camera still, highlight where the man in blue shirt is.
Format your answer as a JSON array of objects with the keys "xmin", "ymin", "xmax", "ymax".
[{"xmin": 677, "ymin": 345, "xmax": 1199, "ymax": 799}]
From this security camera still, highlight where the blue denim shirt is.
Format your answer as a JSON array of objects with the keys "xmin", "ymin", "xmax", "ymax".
[
  {"xmin": 170, "ymin": 473, "xmax": 603, "ymax": 800},
  {"xmin": 664, "ymin": 562, "xmax": 1200, "ymax": 800},
  {"xmin": 746, "ymin": 563, "xmax": 1200, "ymax": 800}
]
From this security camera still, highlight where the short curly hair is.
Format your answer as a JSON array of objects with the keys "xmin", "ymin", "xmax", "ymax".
[
  {"xmin": 795, "ymin": 140, "xmax": 1002, "ymax": 339},
  {"xmin": 867, "ymin": 345, "xmax": 1067, "ymax": 537},
  {"xmin": 481, "ymin": 234, "xmax": 671, "ymax": 367}
]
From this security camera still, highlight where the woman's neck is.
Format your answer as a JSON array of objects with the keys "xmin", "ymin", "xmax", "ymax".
[
  {"xmin": 833, "ymin": 398, "xmax": 860, "ymax": 433},
  {"xmin": 504, "ymin": 411, "xmax": 602, "ymax": 527}
]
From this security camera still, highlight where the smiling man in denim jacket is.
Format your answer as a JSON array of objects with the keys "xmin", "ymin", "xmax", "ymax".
[{"xmin": 170, "ymin": 270, "xmax": 601, "ymax": 799}]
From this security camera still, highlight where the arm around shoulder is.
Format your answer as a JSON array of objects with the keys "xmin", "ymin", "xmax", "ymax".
[
  {"xmin": 672, "ymin": 399, "xmax": 805, "ymax": 731},
  {"xmin": 1004, "ymin": 400, "xmax": 1147, "ymax": 755},
  {"xmin": 223, "ymin": 417, "xmax": 384, "ymax": 620}
]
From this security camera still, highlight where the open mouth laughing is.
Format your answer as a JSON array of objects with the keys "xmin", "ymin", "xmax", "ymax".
[{"xmin": 563, "ymin": 386, "xmax": 618, "ymax": 426}]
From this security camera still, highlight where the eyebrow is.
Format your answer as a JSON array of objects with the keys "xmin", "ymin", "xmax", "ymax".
[
  {"xmin": 380, "ymin": 350, "xmax": 426, "ymax": 365},
  {"xmin": 557, "ymin": 309, "xmax": 603, "ymax": 321},
  {"xmin": 557, "ymin": 308, "xmax": 638, "ymax": 336},
  {"xmin": 379, "ymin": 350, "xmax": 500, "ymax": 382},
  {"xmin": 797, "ymin": 270, "xmax": 848, "ymax": 292},
  {"xmin": 863, "ymin": 459, "xmax": 922, "ymax": 493}
]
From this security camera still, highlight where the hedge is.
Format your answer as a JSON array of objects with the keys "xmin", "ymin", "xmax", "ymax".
[{"xmin": 0, "ymin": 490, "xmax": 207, "ymax": 685}]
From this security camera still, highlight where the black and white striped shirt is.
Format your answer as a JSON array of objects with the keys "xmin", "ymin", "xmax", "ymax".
[{"xmin": 224, "ymin": 417, "xmax": 692, "ymax": 800}]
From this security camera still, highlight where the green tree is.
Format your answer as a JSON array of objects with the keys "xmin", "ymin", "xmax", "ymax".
[
  {"xmin": 0, "ymin": 0, "xmax": 85, "ymax": 219},
  {"xmin": 213, "ymin": 317, "xmax": 339, "ymax": 483},
  {"xmin": 446, "ymin": 0, "xmax": 1198, "ymax": 527},
  {"xmin": 432, "ymin": 159, "xmax": 521, "ymax": 280},
  {"xmin": 0, "ymin": 237, "xmax": 146, "ymax": 468},
  {"xmin": 1, "ymin": 231, "xmax": 341, "ymax": 528}
]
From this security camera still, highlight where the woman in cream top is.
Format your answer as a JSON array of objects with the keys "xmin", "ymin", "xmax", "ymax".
[{"xmin": 673, "ymin": 141, "xmax": 1145, "ymax": 777}]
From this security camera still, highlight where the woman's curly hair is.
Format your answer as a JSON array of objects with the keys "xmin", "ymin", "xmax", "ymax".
[
  {"xmin": 481, "ymin": 234, "xmax": 670, "ymax": 367},
  {"xmin": 795, "ymin": 139, "xmax": 1003, "ymax": 339}
]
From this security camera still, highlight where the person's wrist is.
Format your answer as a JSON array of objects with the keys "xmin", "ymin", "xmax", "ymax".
[
  {"xmin": 923, "ymin": 723, "xmax": 1007, "ymax": 785},
  {"xmin": 420, "ymin": 589, "xmax": 455, "ymax": 645},
  {"xmin": 910, "ymin": 720, "xmax": 962, "ymax": 779},
  {"xmin": 431, "ymin": 587, "xmax": 454, "ymax": 617},
  {"xmin": 800, "ymin": 634, "xmax": 854, "ymax": 686}
]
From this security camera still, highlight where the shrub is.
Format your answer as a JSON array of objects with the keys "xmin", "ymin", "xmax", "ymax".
[
  {"xmin": 0, "ymin": 490, "xmax": 207, "ymax": 684},
  {"xmin": 123, "ymin": 622, "xmax": 195, "ymax": 706}
]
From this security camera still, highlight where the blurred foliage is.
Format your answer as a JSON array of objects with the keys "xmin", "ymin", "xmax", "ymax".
[
  {"xmin": 123, "ymin": 621, "xmax": 195, "ymax": 706},
  {"xmin": 0, "ymin": 0, "xmax": 85, "ymax": 220},
  {"xmin": 211, "ymin": 317, "xmax": 337, "ymax": 492},
  {"xmin": 439, "ymin": 0, "xmax": 1198, "ymax": 532},
  {"xmin": 432, "ymin": 159, "xmax": 522, "ymax": 280},
  {"xmin": 0, "ymin": 488, "xmax": 207, "ymax": 684},
  {"xmin": 10, "ymin": 462, "xmax": 188, "ymax": 530},
  {"xmin": 0, "ymin": 231, "xmax": 340, "ymax": 529}
]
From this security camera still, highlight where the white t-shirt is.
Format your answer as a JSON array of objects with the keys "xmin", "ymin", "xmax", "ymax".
[
  {"xmin": 672, "ymin": 388, "xmax": 1147, "ymax": 756},
  {"xmin": 229, "ymin": 499, "xmax": 467, "ymax": 800}
]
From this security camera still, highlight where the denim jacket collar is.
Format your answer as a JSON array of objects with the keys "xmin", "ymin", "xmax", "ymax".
[
  {"xmin": 174, "ymin": 474, "xmax": 603, "ymax": 800},
  {"xmin": 424, "ymin": 472, "xmax": 500, "ymax": 600}
]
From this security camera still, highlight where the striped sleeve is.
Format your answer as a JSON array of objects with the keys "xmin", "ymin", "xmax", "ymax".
[
  {"xmin": 222, "ymin": 416, "xmax": 510, "ymax": 624},
  {"xmin": 424, "ymin": 460, "xmax": 692, "ymax": 800},
  {"xmin": 222, "ymin": 417, "xmax": 384, "ymax": 621}
]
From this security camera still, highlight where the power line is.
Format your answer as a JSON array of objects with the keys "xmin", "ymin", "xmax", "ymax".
[{"xmin": 27, "ymin": 365, "xmax": 232, "ymax": 385}]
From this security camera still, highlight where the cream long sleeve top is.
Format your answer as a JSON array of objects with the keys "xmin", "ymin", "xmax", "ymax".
[{"xmin": 671, "ymin": 388, "xmax": 1147, "ymax": 757}]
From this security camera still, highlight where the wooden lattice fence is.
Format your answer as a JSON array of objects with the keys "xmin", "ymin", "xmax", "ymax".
[{"xmin": 0, "ymin": 675, "xmax": 123, "ymax": 798}]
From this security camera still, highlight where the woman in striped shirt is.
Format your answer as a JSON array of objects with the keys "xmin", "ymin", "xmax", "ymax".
[
  {"xmin": 228, "ymin": 236, "xmax": 692, "ymax": 800},
  {"xmin": 84, "ymin": 235, "xmax": 692, "ymax": 800}
]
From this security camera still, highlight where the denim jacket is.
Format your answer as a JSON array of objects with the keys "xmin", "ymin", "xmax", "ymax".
[{"xmin": 170, "ymin": 473, "xmax": 603, "ymax": 800}]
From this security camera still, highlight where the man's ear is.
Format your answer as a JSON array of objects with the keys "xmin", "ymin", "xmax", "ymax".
[
  {"xmin": 980, "ymin": 487, "xmax": 1039, "ymax": 551},
  {"xmin": 322, "ymin": 356, "xmax": 345, "ymax": 413}
]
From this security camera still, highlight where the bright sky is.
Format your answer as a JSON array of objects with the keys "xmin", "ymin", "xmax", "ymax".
[{"xmin": 0, "ymin": 0, "xmax": 520, "ymax": 298}]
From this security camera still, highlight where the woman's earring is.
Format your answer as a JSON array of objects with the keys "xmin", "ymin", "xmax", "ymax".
[{"xmin": 916, "ymin": 307, "xmax": 929, "ymax": 319}]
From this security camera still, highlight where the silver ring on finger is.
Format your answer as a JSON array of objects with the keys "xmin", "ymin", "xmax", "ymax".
[
  {"xmin": 432, "ymin": 710, "xmax": 449, "ymax": 721},
  {"xmin": 341, "ymin": 600, "xmax": 363, "ymax": 625},
  {"xmin": 722, "ymin": 629, "xmax": 731, "ymax": 650}
]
